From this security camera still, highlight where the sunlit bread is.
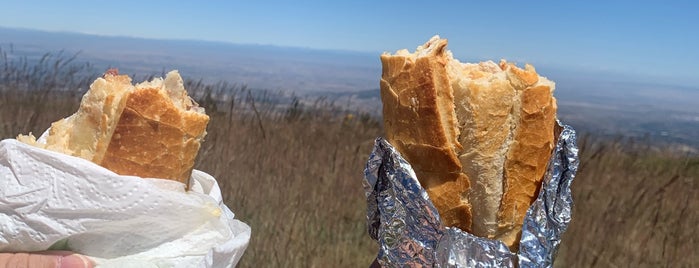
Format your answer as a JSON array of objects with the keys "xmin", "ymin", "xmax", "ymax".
[
  {"xmin": 380, "ymin": 36, "xmax": 556, "ymax": 249},
  {"xmin": 18, "ymin": 70, "xmax": 209, "ymax": 186}
]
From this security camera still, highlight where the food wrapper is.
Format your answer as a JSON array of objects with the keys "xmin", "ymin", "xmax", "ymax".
[
  {"xmin": 364, "ymin": 122, "xmax": 578, "ymax": 267},
  {"xmin": 0, "ymin": 139, "xmax": 251, "ymax": 267}
]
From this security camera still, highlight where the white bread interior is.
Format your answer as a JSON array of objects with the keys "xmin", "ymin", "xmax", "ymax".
[
  {"xmin": 380, "ymin": 36, "xmax": 557, "ymax": 249},
  {"xmin": 18, "ymin": 72, "xmax": 134, "ymax": 162},
  {"xmin": 447, "ymin": 59, "xmax": 517, "ymax": 238},
  {"xmin": 18, "ymin": 70, "xmax": 209, "ymax": 186}
]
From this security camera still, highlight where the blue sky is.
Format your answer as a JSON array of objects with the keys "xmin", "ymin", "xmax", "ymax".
[{"xmin": 0, "ymin": 1, "xmax": 697, "ymax": 85}]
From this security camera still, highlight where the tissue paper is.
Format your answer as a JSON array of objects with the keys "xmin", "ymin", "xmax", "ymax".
[{"xmin": 0, "ymin": 139, "xmax": 250, "ymax": 267}]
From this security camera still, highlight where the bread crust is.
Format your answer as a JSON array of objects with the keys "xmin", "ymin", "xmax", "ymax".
[
  {"xmin": 380, "ymin": 37, "xmax": 472, "ymax": 231},
  {"xmin": 18, "ymin": 71, "xmax": 209, "ymax": 186},
  {"xmin": 380, "ymin": 36, "xmax": 557, "ymax": 249},
  {"xmin": 496, "ymin": 63, "xmax": 557, "ymax": 248},
  {"xmin": 100, "ymin": 87, "xmax": 209, "ymax": 184},
  {"xmin": 34, "ymin": 74, "xmax": 134, "ymax": 162}
]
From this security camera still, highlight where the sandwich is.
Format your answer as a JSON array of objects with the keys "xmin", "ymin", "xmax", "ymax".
[
  {"xmin": 18, "ymin": 69, "xmax": 209, "ymax": 186},
  {"xmin": 380, "ymin": 36, "xmax": 557, "ymax": 249}
]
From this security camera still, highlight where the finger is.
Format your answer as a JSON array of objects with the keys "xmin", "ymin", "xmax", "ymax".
[
  {"xmin": 33, "ymin": 251, "xmax": 76, "ymax": 257},
  {"xmin": 0, "ymin": 252, "xmax": 30, "ymax": 268},
  {"xmin": 0, "ymin": 252, "xmax": 62, "ymax": 268},
  {"xmin": 370, "ymin": 258, "xmax": 381, "ymax": 268},
  {"xmin": 0, "ymin": 252, "xmax": 93, "ymax": 268},
  {"xmin": 26, "ymin": 254, "xmax": 62, "ymax": 268},
  {"xmin": 0, "ymin": 253, "xmax": 13, "ymax": 267},
  {"xmin": 35, "ymin": 251, "xmax": 93, "ymax": 268},
  {"xmin": 58, "ymin": 254, "xmax": 93, "ymax": 268}
]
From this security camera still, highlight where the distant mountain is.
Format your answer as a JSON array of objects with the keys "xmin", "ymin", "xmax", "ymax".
[
  {"xmin": 1, "ymin": 26, "xmax": 698, "ymax": 151},
  {"xmin": 0, "ymin": 26, "xmax": 381, "ymax": 93}
]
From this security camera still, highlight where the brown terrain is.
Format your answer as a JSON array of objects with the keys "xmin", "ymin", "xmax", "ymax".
[{"xmin": 1, "ymin": 51, "xmax": 696, "ymax": 267}]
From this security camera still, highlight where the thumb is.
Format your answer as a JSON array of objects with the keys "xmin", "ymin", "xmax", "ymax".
[
  {"xmin": 0, "ymin": 251, "xmax": 94, "ymax": 268},
  {"xmin": 41, "ymin": 251, "xmax": 94, "ymax": 268}
]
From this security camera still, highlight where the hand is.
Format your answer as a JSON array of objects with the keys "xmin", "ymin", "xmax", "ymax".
[
  {"xmin": 370, "ymin": 258, "xmax": 381, "ymax": 268},
  {"xmin": 0, "ymin": 251, "xmax": 93, "ymax": 268}
]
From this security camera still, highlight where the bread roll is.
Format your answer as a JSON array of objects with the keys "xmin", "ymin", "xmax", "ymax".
[
  {"xmin": 380, "ymin": 37, "xmax": 472, "ymax": 231},
  {"xmin": 448, "ymin": 60, "xmax": 517, "ymax": 239},
  {"xmin": 18, "ymin": 70, "xmax": 209, "ymax": 186},
  {"xmin": 380, "ymin": 36, "xmax": 556, "ymax": 249},
  {"xmin": 496, "ymin": 61, "xmax": 557, "ymax": 247}
]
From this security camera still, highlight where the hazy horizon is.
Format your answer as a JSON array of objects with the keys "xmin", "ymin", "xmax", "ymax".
[
  {"xmin": 0, "ymin": 1, "xmax": 697, "ymax": 87},
  {"xmin": 1, "ymin": 26, "xmax": 696, "ymax": 91},
  {"xmin": 1, "ymin": 26, "xmax": 698, "ymax": 150}
]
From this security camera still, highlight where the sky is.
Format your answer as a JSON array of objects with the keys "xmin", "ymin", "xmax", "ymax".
[{"xmin": 0, "ymin": 1, "xmax": 697, "ymax": 85}]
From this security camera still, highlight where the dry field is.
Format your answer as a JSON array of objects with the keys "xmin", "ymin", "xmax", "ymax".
[{"xmin": 1, "ymin": 52, "xmax": 696, "ymax": 267}]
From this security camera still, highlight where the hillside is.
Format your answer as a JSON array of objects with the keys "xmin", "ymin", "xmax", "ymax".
[
  {"xmin": 1, "ymin": 52, "xmax": 697, "ymax": 267},
  {"xmin": 6, "ymin": 27, "xmax": 698, "ymax": 151},
  {"xmin": 0, "ymin": 26, "xmax": 380, "ymax": 93}
]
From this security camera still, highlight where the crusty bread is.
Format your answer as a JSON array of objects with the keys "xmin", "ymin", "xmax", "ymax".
[
  {"xmin": 380, "ymin": 37, "xmax": 472, "ymax": 231},
  {"xmin": 448, "ymin": 60, "xmax": 517, "ymax": 239},
  {"xmin": 380, "ymin": 36, "xmax": 556, "ymax": 249},
  {"xmin": 496, "ymin": 61, "xmax": 557, "ymax": 247},
  {"xmin": 18, "ymin": 71, "xmax": 134, "ymax": 162},
  {"xmin": 18, "ymin": 70, "xmax": 209, "ymax": 186}
]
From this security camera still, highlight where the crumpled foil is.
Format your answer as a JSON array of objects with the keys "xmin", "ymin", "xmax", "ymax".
[{"xmin": 364, "ymin": 123, "xmax": 579, "ymax": 267}]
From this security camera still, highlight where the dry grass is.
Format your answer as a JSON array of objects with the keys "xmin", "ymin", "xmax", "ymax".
[
  {"xmin": 1, "ymin": 51, "xmax": 696, "ymax": 267},
  {"xmin": 194, "ymin": 93, "xmax": 381, "ymax": 266},
  {"xmin": 556, "ymin": 136, "xmax": 698, "ymax": 267}
]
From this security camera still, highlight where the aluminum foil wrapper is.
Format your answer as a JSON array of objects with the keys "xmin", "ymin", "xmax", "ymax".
[{"xmin": 364, "ymin": 123, "xmax": 579, "ymax": 267}]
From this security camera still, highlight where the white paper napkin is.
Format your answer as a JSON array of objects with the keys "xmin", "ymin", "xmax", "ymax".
[{"xmin": 0, "ymin": 139, "xmax": 250, "ymax": 267}]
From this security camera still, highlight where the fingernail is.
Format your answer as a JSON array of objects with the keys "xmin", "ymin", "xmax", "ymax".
[{"xmin": 60, "ymin": 254, "xmax": 93, "ymax": 268}]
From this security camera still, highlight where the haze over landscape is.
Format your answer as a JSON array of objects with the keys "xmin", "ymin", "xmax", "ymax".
[
  {"xmin": 2, "ymin": 26, "xmax": 698, "ymax": 151},
  {"xmin": 1, "ymin": 3, "xmax": 698, "ymax": 267},
  {"xmin": 1, "ymin": 1, "xmax": 698, "ymax": 150}
]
